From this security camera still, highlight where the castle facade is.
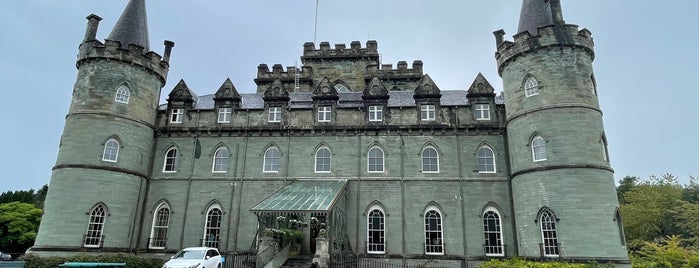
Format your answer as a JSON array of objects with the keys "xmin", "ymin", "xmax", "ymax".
[{"xmin": 33, "ymin": 0, "xmax": 629, "ymax": 266}]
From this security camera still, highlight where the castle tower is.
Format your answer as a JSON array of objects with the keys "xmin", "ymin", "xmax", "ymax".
[
  {"xmin": 33, "ymin": 0, "xmax": 173, "ymax": 254},
  {"xmin": 495, "ymin": 0, "xmax": 628, "ymax": 263}
]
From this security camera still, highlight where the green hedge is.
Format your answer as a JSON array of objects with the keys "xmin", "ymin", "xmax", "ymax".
[
  {"xmin": 20, "ymin": 253, "xmax": 165, "ymax": 268},
  {"xmin": 480, "ymin": 258, "xmax": 614, "ymax": 268}
]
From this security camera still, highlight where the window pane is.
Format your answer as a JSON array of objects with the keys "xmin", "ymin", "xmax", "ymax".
[{"xmin": 264, "ymin": 147, "xmax": 280, "ymax": 172}]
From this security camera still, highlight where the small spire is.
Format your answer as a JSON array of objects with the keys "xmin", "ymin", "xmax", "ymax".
[
  {"xmin": 517, "ymin": 0, "xmax": 564, "ymax": 35},
  {"xmin": 108, "ymin": 0, "xmax": 150, "ymax": 50}
]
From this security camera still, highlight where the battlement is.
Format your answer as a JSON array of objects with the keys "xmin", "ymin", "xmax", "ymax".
[
  {"xmin": 255, "ymin": 64, "xmax": 314, "ymax": 83},
  {"xmin": 367, "ymin": 60, "xmax": 424, "ymax": 80},
  {"xmin": 494, "ymin": 24, "xmax": 594, "ymax": 75},
  {"xmin": 301, "ymin": 40, "xmax": 380, "ymax": 61}
]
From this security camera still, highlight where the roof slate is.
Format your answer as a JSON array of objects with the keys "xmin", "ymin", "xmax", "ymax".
[
  {"xmin": 108, "ymin": 0, "xmax": 150, "ymax": 50},
  {"xmin": 517, "ymin": 0, "xmax": 553, "ymax": 36}
]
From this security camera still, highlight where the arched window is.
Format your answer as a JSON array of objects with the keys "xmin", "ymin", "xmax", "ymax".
[
  {"xmin": 315, "ymin": 147, "xmax": 331, "ymax": 173},
  {"xmin": 115, "ymin": 85, "xmax": 130, "ymax": 103},
  {"xmin": 149, "ymin": 203, "xmax": 170, "ymax": 249},
  {"xmin": 532, "ymin": 136, "xmax": 547, "ymax": 162},
  {"xmin": 540, "ymin": 209, "xmax": 559, "ymax": 257},
  {"xmin": 424, "ymin": 207, "xmax": 443, "ymax": 255},
  {"xmin": 102, "ymin": 139, "xmax": 119, "ymax": 162},
  {"xmin": 476, "ymin": 146, "xmax": 496, "ymax": 173},
  {"xmin": 212, "ymin": 147, "xmax": 229, "ymax": 173},
  {"xmin": 483, "ymin": 207, "xmax": 504, "ymax": 256},
  {"xmin": 367, "ymin": 147, "xmax": 384, "ymax": 173},
  {"xmin": 601, "ymin": 135, "xmax": 610, "ymax": 161},
  {"xmin": 203, "ymin": 204, "xmax": 222, "ymax": 248},
  {"xmin": 84, "ymin": 204, "xmax": 107, "ymax": 248},
  {"xmin": 367, "ymin": 206, "xmax": 385, "ymax": 254},
  {"xmin": 524, "ymin": 77, "xmax": 539, "ymax": 97},
  {"xmin": 263, "ymin": 147, "xmax": 281, "ymax": 173},
  {"xmin": 163, "ymin": 147, "xmax": 179, "ymax": 172},
  {"xmin": 421, "ymin": 147, "xmax": 439, "ymax": 173},
  {"xmin": 615, "ymin": 209, "xmax": 626, "ymax": 247}
]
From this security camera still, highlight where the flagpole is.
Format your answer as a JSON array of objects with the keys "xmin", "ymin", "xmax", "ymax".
[{"xmin": 314, "ymin": 0, "xmax": 319, "ymax": 44}]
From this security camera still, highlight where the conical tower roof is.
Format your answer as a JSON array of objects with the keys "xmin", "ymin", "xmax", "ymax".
[
  {"xmin": 108, "ymin": 0, "xmax": 150, "ymax": 50},
  {"xmin": 517, "ymin": 0, "xmax": 553, "ymax": 35}
]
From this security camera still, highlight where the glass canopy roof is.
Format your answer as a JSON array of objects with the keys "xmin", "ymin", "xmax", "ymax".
[{"xmin": 250, "ymin": 179, "xmax": 347, "ymax": 212}]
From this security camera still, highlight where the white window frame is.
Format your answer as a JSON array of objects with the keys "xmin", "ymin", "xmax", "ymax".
[
  {"xmin": 115, "ymin": 85, "xmax": 130, "ymax": 104},
  {"xmin": 84, "ymin": 204, "xmax": 106, "ymax": 248},
  {"xmin": 268, "ymin": 106, "xmax": 282, "ymax": 123},
  {"xmin": 203, "ymin": 204, "xmax": 222, "ymax": 248},
  {"xmin": 212, "ymin": 147, "xmax": 229, "ymax": 173},
  {"xmin": 420, "ymin": 104, "xmax": 435, "ymax": 121},
  {"xmin": 263, "ymin": 147, "xmax": 281, "ymax": 173},
  {"xmin": 315, "ymin": 147, "xmax": 332, "ymax": 173},
  {"xmin": 532, "ymin": 136, "xmax": 547, "ymax": 162},
  {"xmin": 368, "ymin": 105, "xmax": 383, "ymax": 122},
  {"xmin": 483, "ymin": 207, "xmax": 504, "ymax": 257},
  {"xmin": 421, "ymin": 147, "xmax": 439, "ymax": 173},
  {"xmin": 476, "ymin": 146, "xmax": 496, "ymax": 173},
  {"xmin": 525, "ymin": 77, "xmax": 539, "ymax": 97},
  {"xmin": 102, "ymin": 139, "xmax": 119, "ymax": 162},
  {"xmin": 367, "ymin": 147, "xmax": 384, "ymax": 173},
  {"xmin": 475, "ymin": 104, "xmax": 490, "ymax": 120},
  {"xmin": 163, "ymin": 147, "xmax": 179, "ymax": 173},
  {"xmin": 424, "ymin": 206, "xmax": 444, "ymax": 255},
  {"xmin": 367, "ymin": 206, "xmax": 385, "ymax": 254},
  {"xmin": 540, "ymin": 210, "xmax": 560, "ymax": 258},
  {"xmin": 170, "ymin": 108, "xmax": 184, "ymax": 123},
  {"xmin": 149, "ymin": 203, "xmax": 170, "ymax": 249},
  {"xmin": 317, "ymin": 106, "xmax": 332, "ymax": 122},
  {"xmin": 217, "ymin": 107, "xmax": 232, "ymax": 123}
]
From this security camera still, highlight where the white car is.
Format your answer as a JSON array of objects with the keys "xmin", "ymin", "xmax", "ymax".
[
  {"xmin": 162, "ymin": 247, "xmax": 222, "ymax": 268},
  {"xmin": 0, "ymin": 252, "xmax": 10, "ymax": 261}
]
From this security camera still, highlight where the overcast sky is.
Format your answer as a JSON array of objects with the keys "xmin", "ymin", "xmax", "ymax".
[{"xmin": 1, "ymin": 1, "xmax": 697, "ymax": 192}]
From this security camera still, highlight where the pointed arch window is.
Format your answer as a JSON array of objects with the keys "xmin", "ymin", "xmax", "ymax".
[
  {"xmin": 149, "ymin": 203, "xmax": 170, "ymax": 249},
  {"xmin": 315, "ymin": 147, "xmax": 331, "ymax": 173},
  {"xmin": 483, "ymin": 207, "xmax": 504, "ymax": 256},
  {"xmin": 212, "ymin": 147, "xmax": 229, "ymax": 173},
  {"xmin": 524, "ymin": 77, "xmax": 539, "ymax": 97},
  {"xmin": 115, "ymin": 85, "xmax": 130, "ymax": 104},
  {"xmin": 421, "ymin": 146, "xmax": 439, "ymax": 173},
  {"xmin": 367, "ymin": 206, "xmax": 385, "ymax": 254},
  {"xmin": 163, "ymin": 147, "xmax": 179, "ymax": 172},
  {"xmin": 601, "ymin": 135, "xmax": 610, "ymax": 161},
  {"xmin": 84, "ymin": 204, "xmax": 107, "ymax": 248},
  {"xmin": 424, "ymin": 207, "xmax": 444, "ymax": 255},
  {"xmin": 476, "ymin": 146, "xmax": 495, "ymax": 173},
  {"xmin": 102, "ymin": 139, "xmax": 119, "ymax": 162},
  {"xmin": 615, "ymin": 209, "xmax": 626, "ymax": 246},
  {"xmin": 263, "ymin": 146, "xmax": 281, "ymax": 173},
  {"xmin": 532, "ymin": 136, "xmax": 547, "ymax": 162},
  {"xmin": 540, "ymin": 209, "xmax": 559, "ymax": 257},
  {"xmin": 367, "ymin": 147, "xmax": 384, "ymax": 173},
  {"xmin": 204, "ymin": 205, "xmax": 222, "ymax": 248}
]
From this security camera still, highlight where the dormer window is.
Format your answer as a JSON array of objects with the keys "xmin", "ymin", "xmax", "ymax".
[
  {"xmin": 268, "ymin": 107, "xmax": 282, "ymax": 123},
  {"xmin": 420, "ymin": 105, "xmax": 435, "ymax": 121},
  {"xmin": 217, "ymin": 107, "xmax": 232, "ymax": 123},
  {"xmin": 475, "ymin": 104, "xmax": 490, "ymax": 120},
  {"xmin": 369, "ymin": 106, "xmax": 383, "ymax": 122},
  {"xmin": 170, "ymin": 109, "xmax": 184, "ymax": 123},
  {"xmin": 318, "ymin": 106, "xmax": 332, "ymax": 122}
]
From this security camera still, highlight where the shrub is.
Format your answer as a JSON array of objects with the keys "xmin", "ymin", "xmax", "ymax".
[{"xmin": 21, "ymin": 253, "xmax": 165, "ymax": 268}]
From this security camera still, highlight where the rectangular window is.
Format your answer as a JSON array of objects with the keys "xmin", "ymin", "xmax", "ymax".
[
  {"xmin": 170, "ymin": 109, "xmax": 183, "ymax": 123},
  {"xmin": 475, "ymin": 104, "xmax": 490, "ymax": 120},
  {"xmin": 318, "ymin": 106, "xmax": 332, "ymax": 122},
  {"xmin": 368, "ymin": 105, "xmax": 383, "ymax": 122},
  {"xmin": 217, "ymin": 107, "xmax": 232, "ymax": 123},
  {"xmin": 268, "ymin": 107, "xmax": 282, "ymax": 123},
  {"xmin": 421, "ymin": 105, "xmax": 435, "ymax": 121}
]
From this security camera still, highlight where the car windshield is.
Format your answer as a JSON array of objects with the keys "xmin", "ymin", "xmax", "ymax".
[{"xmin": 173, "ymin": 250, "xmax": 205, "ymax": 259}]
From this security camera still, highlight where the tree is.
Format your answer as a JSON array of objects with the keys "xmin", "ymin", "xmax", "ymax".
[
  {"xmin": 0, "ymin": 202, "xmax": 42, "ymax": 255},
  {"xmin": 617, "ymin": 176, "xmax": 639, "ymax": 205}
]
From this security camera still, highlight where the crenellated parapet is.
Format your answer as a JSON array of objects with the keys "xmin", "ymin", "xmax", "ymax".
[
  {"xmin": 301, "ymin": 40, "xmax": 379, "ymax": 62},
  {"xmin": 494, "ymin": 24, "xmax": 594, "ymax": 76},
  {"xmin": 255, "ymin": 64, "xmax": 313, "ymax": 83},
  {"xmin": 77, "ymin": 39, "xmax": 173, "ymax": 86},
  {"xmin": 367, "ymin": 60, "xmax": 424, "ymax": 82}
]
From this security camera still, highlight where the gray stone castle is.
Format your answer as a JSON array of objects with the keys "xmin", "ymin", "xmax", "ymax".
[{"xmin": 33, "ymin": 0, "xmax": 630, "ymax": 266}]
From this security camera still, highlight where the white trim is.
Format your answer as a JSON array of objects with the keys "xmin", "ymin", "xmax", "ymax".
[
  {"xmin": 203, "ymin": 204, "xmax": 223, "ymax": 248},
  {"xmin": 170, "ymin": 108, "xmax": 184, "ymax": 123},
  {"xmin": 211, "ymin": 147, "xmax": 229, "ymax": 173},
  {"xmin": 102, "ymin": 139, "xmax": 119, "ymax": 162},
  {"xmin": 475, "ymin": 104, "xmax": 490, "ymax": 120},
  {"xmin": 532, "ymin": 136, "xmax": 547, "ymax": 162},
  {"xmin": 263, "ymin": 147, "xmax": 281, "ymax": 173},
  {"xmin": 476, "ymin": 146, "xmax": 496, "ymax": 173},
  {"xmin": 317, "ymin": 106, "xmax": 332, "ymax": 122},
  {"xmin": 420, "ymin": 104, "xmax": 436, "ymax": 121},
  {"xmin": 268, "ymin": 106, "xmax": 282, "ymax": 123},
  {"xmin": 424, "ymin": 205, "xmax": 444, "ymax": 255},
  {"xmin": 217, "ymin": 107, "xmax": 232, "ymax": 123},
  {"xmin": 524, "ymin": 77, "xmax": 539, "ymax": 97},
  {"xmin": 367, "ymin": 147, "xmax": 385, "ymax": 173},
  {"xmin": 540, "ymin": 210, "xmax": 560, "ymax": 258},
  {"xmin": 115, "ymin": 85, "xmax": 130, "ymax": 104},
  {"xmin": 84, "ymin": 204, "xmax": 106, "ymax": 248},
  {"xmin": 366, "ymin": 205, "xmax": 386, "ymax": 254},
  {"xmin": 163, "ymin": 147, "xmax": 179, "ymax": 173},
  {"xmin": 483, "ymin": 207, "xmax": 504, "ymax": 257},
  {"xmin": 421, "ymin": 146, "xmax": 439, "ymax": 173},
  {"xmin": 368, "ymin": 105, "xmax": 383, "ymax": 122},
  {"xmin": 148, "ymin": 202, "xmax": 170, "ymax": 249}
]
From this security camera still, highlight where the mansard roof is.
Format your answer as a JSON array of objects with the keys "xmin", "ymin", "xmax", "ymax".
[{"xmin": 107, "ymin": 0, "xmax": 150, "ymax": 50}]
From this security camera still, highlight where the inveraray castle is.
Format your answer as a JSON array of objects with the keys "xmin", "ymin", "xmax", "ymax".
[{"xmin": 32, "ymin": 0, "xmax": 630, "ymax": 266}]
